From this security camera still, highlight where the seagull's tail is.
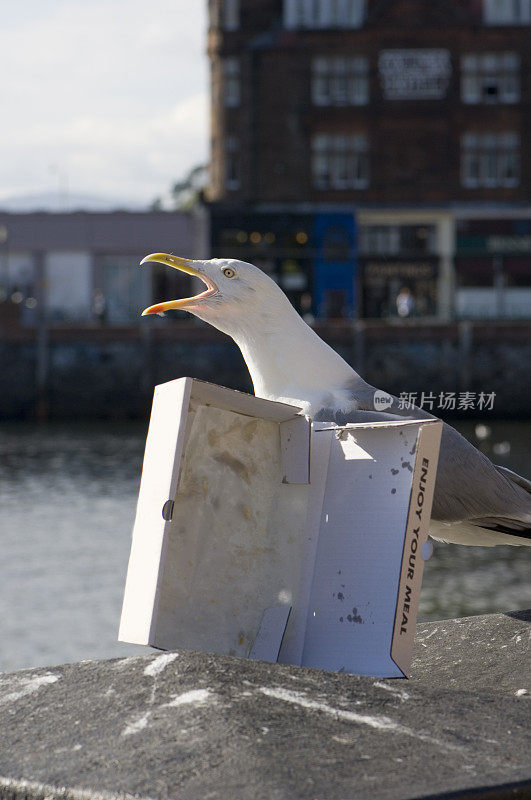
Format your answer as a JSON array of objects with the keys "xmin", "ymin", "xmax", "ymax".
[
  {"xmin": 430, "ymin": 520, "xmax": 531, "ymax": 547},
  {"xmin": 468, "ymin": 519, "xmax": 531, "ymax": 542},
  {"xmin": 431, "ymin": 463, "xmax": 531, "ymax": 547},
  {"xmin": 495, "ymin": 464, "xmax": 531, "ymax": 494},
  {"xmin": 467, "ymin": 464, "xmax": 531, "ymax": 543}
]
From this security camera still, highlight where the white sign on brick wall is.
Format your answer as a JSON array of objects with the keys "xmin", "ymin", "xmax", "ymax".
[{"xmin": 379, "ymin": 49, "xmax": 451, "ymax": 99}]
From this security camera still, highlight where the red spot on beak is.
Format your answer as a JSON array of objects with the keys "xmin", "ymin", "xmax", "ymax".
[{"xmin": 142, "ymin": 304, "xmax": 166, "ymax": 316}]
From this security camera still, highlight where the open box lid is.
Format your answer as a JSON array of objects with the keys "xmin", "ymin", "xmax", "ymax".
[{"xmin": 119, "ymin": 378, "xmax": 442, "ymax": 678}]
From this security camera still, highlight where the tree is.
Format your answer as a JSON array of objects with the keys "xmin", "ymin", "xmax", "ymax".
[{"xmin": 171, "ymin": 164, "xmax": 208, "ymax": 209}]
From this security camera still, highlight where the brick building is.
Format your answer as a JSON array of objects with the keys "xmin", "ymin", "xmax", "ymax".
[{"xmin": 205, "ymin": 0, "xmax": 531, "ymax": 319}]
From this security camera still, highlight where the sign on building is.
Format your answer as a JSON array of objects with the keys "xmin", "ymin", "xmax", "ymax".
[{"xmin": 379, "ymin": 49, "xmax": 452, "ymax": 100}]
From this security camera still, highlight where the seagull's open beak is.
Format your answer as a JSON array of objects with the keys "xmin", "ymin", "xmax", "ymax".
[{"xmin": 140, "ymin": 253, "xmax": 218, "ymax": 315}]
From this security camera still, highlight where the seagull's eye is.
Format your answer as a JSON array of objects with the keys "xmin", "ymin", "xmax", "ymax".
[{"xmin": 222, "ymin": 267, "xmax": 236, "ymax": 279}]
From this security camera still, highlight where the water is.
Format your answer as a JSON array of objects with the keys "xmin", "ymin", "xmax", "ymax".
[
  {"xmin": 0, "ymin": 422, "xmax": 150, "ymax": 673},
  {"xmin": 0, "ymin": 420, "xmax": 530, "ymax": 673}
]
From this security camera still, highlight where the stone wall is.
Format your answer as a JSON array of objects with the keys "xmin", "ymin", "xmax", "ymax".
[{"xmin": 1, "ymin": 320, "xmax": 530, "ymax": 419}]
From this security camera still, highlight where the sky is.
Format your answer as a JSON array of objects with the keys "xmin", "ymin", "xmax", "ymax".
[{"xmin": 0, "ymin": 0, "xmax": 208, "ymax": 208}]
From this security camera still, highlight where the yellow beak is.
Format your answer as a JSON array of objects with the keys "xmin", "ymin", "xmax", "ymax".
[{"xmin": 140, "ymin": 253, "xmax": 217, "ymax": 315}]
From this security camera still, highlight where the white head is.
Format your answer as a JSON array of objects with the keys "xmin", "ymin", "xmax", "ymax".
[
  {"xmin": 141, "ymin": 254, "xmax": 294, "ymax": 338},
  {"xmin": 141, "ymin": 252, "xmax": 355, "ymax": 410}
]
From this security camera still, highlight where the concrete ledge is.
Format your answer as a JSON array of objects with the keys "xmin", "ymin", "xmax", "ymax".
[{"xmin": 0, "ymin": 611, "xmax": 529, "ymax": 800}]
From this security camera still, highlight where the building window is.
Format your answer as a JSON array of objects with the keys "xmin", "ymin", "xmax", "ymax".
[
  {"xmin": 484, "ymin": 0, "xmax": 531, "ymax": 24},
  {"xmin": 284, "ymin": 0, "xmax": 365, "ymax": 29},
  {"xmin": 359, "ymin": 226, "xmax": 437, "ymax": 255},
  {"xmin": 222, "ymin": 0, "xmax": 240, "ymax": 30},
  {"xmin": 225, "ymin": 135, "xmax": 240, "ymax": 190},
  {"xmin": 224, "ymin": 58, "xmax": 240, "ymax": 107},
  {"xmin": 312, "ymin": 56, "xmax": 369, "ymax": 105},
  {"xmin": 312, "ymin": 133, "xmax": 369, "ymax": 189},
  {"xmin": 461, "ymin": 53, "xmax": 520, "ymax": 103},
  {"xmin": 461, "ymin": 132, "xmax": 520, "ymax": 188}
]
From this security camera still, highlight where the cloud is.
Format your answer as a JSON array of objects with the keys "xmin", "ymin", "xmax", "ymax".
[{"xmin": 0, "ymin": 0, "xmax": 208, "ymax": 202}]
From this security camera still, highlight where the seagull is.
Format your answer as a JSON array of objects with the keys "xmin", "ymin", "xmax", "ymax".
[{"xmin": 141, "ymin": 253, "xmax": 531, "ymax": 548}]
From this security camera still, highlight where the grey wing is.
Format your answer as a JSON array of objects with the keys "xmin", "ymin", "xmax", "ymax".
[{"xmin": 319, "ymin": 380, "xmax": 531, "ymax": 544}]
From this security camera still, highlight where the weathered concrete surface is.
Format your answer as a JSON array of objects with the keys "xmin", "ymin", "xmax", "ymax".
[
  {"xmin": 0, "ymin": 611, "xmax": 529, "ymax": 800},
  {"xmin": 412, "ymin": 610, "xmax": 530, "ymax": 693}
]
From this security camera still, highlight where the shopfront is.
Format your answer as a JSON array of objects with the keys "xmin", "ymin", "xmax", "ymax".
[
  {"xmin": 361, "ymin": 259, "xmax": 439, "ymax": 318},
  {"xmin": 357, "ymin": 219, "xmax": 444, "ymax": 318},
  {"xmin": 210, "ymin": 207, "xmax": 358, "ymax": 319},
  {"xmin": 455, "ymin": 217, "xmax": 531, "ymax": 319}
]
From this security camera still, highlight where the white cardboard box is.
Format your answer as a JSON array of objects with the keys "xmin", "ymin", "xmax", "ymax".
[{"xmin": 119, "ymin": 377, "xmax": 442, "ymax": 678}]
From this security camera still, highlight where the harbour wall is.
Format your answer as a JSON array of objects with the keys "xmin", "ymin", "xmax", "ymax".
[{"xmin": 1, "ymin": 319, "xmax": 530, "ymax": 419}]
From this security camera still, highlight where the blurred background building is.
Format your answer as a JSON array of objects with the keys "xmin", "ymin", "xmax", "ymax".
[
  {"xmin": 0, "ymin": 211, "xmax": 206, "ymax": 325},
  {"xmin": 207, "ymin": 0, "xmax": 531, "ymax": 320}
]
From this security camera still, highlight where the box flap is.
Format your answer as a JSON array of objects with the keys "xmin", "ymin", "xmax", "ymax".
[
  {"xmin": 118, "ymin": 378, "xmax": 193, "ymax": 645},
  {"xmin": 299, "ymin": 420, "xmax": 441, "ymax": 677},
  {"xmin": 390, "ymin": 420, "xmax": 442, "ymax": 677},
  {"xmin": 189, "ymin": 378, "xmax": 302, "ymax": 422},
  {"xmin": 280, "ymin": 416, "xmax": 311, "ymax": 484}
]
